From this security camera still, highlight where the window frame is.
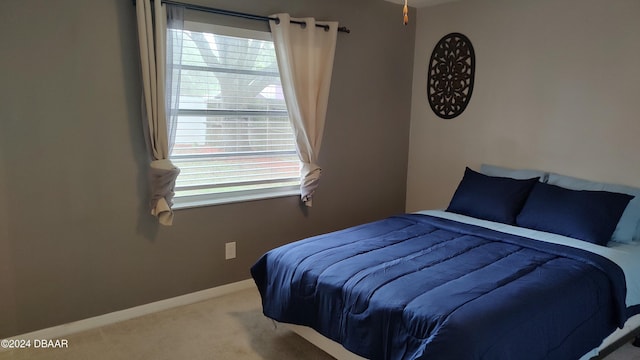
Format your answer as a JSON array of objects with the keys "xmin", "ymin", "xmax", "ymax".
[{"xmin": 170, "ymin": 21, "xmax": 301, "ymax": 210}]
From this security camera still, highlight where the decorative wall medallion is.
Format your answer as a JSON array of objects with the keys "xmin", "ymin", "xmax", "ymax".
[{"xmin": 427, "ymin": 32, "xmax": 475, "ymax": 119}]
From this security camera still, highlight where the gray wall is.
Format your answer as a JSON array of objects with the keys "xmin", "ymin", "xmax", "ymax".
[
  {"xmin": 406, "ymin": 0, "xmax": 640, "ymax": 211},
  {"xmin": 0, "ymin": 0, "xmax": 415, "ymax": 337}
]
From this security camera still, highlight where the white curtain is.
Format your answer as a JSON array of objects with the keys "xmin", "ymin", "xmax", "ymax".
[
  {"xmin": 136, "ymin": 0, "xmax": 183, "ymax": 225},
  {"xmin": 269, "ymin": 14, "xmax": 338, "ymax": 207}
]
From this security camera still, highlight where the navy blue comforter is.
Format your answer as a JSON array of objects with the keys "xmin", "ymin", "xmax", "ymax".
[{"xmin": 251, "ymin": 214, "xmax": 628, "ymax": 360}]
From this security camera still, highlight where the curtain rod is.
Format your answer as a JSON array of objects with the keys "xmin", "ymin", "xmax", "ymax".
[{"xmin": 134, "ymin": 0, "xmax": 351, "ymax": 34}]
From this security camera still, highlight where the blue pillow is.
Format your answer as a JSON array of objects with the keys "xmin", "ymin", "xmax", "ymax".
[
  {"xmin": 548, "ymin": 173, "xmax": 640, "ymax": 243},
  {"xmin": 447, "ymin": 167, "xmax": 539, "ymax": 224},
  {"xmin": 480, "ymin": 164, "xmax": 549, "ymax": 182},
  {"xmin": 516, "ymin": 182, "xmax": 634, "ymax": 246}
]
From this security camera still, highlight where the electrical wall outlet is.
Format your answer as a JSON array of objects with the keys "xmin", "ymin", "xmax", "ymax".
[{"xmin": 225, "ymin": 242, "xmax": 236, "ymax": 260}]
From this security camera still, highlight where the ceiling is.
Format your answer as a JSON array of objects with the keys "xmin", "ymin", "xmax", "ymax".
[{"xmin": 383, "ymin": 0, "xmax": 459, "ymax": 8}]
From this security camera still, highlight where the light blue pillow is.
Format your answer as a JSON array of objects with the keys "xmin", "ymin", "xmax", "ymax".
[
  {"xmin": 480, "ymin": 164, "xmax": 548, "ymax": 182},
  {"xmin": 547, "ymin": 173, "xmax": 640, "ymax": 244}
]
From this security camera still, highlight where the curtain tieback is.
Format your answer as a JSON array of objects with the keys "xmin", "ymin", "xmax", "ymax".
[
  {"xmin": 301, "ymin": 163, "xmax": 321, "ymax": 207},
  {"xmin": 149, "ymin": 159, "xmax": 180, "ymax": 225}
]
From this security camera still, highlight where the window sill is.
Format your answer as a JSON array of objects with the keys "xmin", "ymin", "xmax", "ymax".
[{"xmin": 172, "ymin": 188, "xmax": 301, "ymax": 210}]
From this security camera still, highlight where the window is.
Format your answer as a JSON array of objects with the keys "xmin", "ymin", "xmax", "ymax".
[{"xmin": 170, "ymin": 22, "xmax": 300, "ymax": 208}]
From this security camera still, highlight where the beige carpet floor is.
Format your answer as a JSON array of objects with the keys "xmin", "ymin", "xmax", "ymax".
[{"xmin": 1, "ymin": 286, "xmax": 639, "ymax": 360}]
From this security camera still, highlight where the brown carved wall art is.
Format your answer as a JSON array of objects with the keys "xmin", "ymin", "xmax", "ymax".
[{"xmin": 427, "ymin": 33, "xmax": 475, "ymax": 119}]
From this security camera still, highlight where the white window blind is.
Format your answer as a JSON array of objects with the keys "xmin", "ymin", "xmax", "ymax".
[{"xmin": 170, "ymin": 22, "xmax": 300, "ymax": 207}]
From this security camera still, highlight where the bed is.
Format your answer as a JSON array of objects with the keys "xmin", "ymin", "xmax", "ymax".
[{"xmin": 251, "ymin": 166, "xmax": 640, "ymax": 360}]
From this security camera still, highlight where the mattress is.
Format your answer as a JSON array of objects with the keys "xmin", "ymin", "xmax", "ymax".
[
  {"xmin": 418, "ymin": 210, "xmax": 640, "ymax": 309},
  {"xmin": 252, "ymin": 210, "xmax": 640, "ymax": 360},
  {"xmin": 420, "ymin": 210, "xmax": 640, "ymax": 359}
]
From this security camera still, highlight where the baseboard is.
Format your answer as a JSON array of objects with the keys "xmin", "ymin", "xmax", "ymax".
[{"xmin": 2, "ymin": 279, "xmax": 255, "ymax": 348}]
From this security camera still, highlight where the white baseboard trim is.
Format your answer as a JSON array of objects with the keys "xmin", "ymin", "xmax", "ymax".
[{"xmin": 2, "ymin": 278, "xmax": 255, "ymax": 347}]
